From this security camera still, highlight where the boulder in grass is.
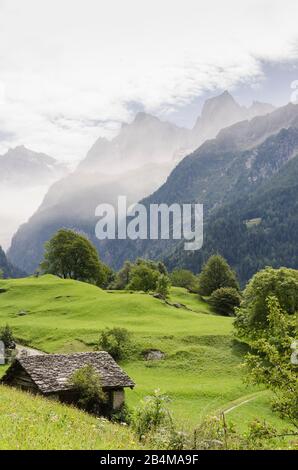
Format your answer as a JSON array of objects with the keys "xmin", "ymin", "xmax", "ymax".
[{"xmin": 143, "ymin": 349, "xmax": 165, "ymax": 361}]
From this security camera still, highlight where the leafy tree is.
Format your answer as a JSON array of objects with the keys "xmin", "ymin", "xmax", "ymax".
[
  {"xmin": 155, "ymin": 274, "xmax": 171, "ymax": 299},
  {"xmin": 112, "ymin": 259, "xmax": 167, "ymax": 292},
  {"xmin": 100, "ymin": 264, "xmax": 115, "ymax": 289},
  {"xmin": 41, "ymin": 229, "xmax": 108, "ymax": 287},
  {"xmin": 210, "ymin": 287, "xmax": 241, "ymax": 316},
  {"xmin": 68, "ymin": 365, "xmax": 106, "ymax": 414},
  {"xmin": 198, "ymin": 255, "xmax": 239, "ymax": 296},
  {"xmin": 157, "ymin": 261, "xmax": 168, "ymax": 275},
  {"xmin": 0, "ymin": 269, "xmax": 3, "ymax": 279},
  {"xmin": 235, "ymin": 267, "xmax": 298, "ymax": 328},
  {"xmin": 110, "ymin": 261, "xmax": 132, "ymax": 289},
  {"xmin": 0, "ymin": 324, "xmax": 15, "ymax": 349},
  {"xmin": 170, "ymin": 269, "xmax": 198, "ymax": 291},
  {"xmin": 127, "ymin": 262, "xmax": 160, "ymax": 292},
  {"xmin": 236, "ymin": 296, "xmax": 297, "ymax": 428},
  {"xmin": 98, "ymin": 327, "xmax": 132, "ymax": 361}
]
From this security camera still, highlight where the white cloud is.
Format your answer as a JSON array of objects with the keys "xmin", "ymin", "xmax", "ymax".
[{"xmin": 0, "ymin": 0, "xmax": 297, "ymax": 161}]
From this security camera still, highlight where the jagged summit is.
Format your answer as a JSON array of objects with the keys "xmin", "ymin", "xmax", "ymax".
[{"xmin": 192, "ymin": 90, "xmax": 275, "ymax": 146}]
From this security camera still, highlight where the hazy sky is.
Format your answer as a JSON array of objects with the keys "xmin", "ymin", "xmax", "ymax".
[{"xmin": 0, "ymin": 0, "xmax": 298, "ymax": 162}]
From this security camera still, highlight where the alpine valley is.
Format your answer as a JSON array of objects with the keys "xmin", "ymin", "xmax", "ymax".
[{"xmin": 5, "ymin": 92, "xmax": 298, "ymax": 284}]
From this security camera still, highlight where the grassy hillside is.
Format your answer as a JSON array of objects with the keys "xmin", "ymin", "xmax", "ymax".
[
  {"xmin": 0, "ymin": 275, "xmax": 291, "ymax": 434},
  {"xmin": 0, "ymin": 384, "xmax": 141, "ymax": 450}
]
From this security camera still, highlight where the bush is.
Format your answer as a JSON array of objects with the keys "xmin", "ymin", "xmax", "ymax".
[
  {"xmin": 110, "ymin": 261, "xmax": 132, "ymax": 289},
  {"xmin": 111, "ymin": 403, "xmax": 132, "ymax": 424},
  {"xmin": 170, "ymin": 269, "xmax": 198, "ymax": 291},
  {"xmin": 98, "ymin": 327, "xmax": 132, "ymax": 361},
  {"xmin": 0, "ymin": 324, "xmax": 15, "ymax": 349},
  {"xmin": 209, "ymin": 287, "xmax": 241, "ymax": 316},
  {"xmin": 236, "ymin": 296, "xmax": 298, "ymax": 427},
  {"xmin": 127, "ymin": 264, "xmax": 160, "ymax": 292},
  {"xmin": 198, "ymin": 255, "xmax": 239, "ymax": 296},
  {"xmin": 236, "ymin": 266, "xmax": 298, "ymax": 328},
  {"xmin": 132, "ymin": 389, "xmax": 173, "ymax": 441},
  {"xmin": 193, "ymin": 415, "xmax": 284, "ymax": 450},
  {"xmin": 68, "ymin": 365, "xmax": 106, "ymax": 415},
  {"xmin": 155, "ymin": 274, "xmax": 171, "ymax": 299}
]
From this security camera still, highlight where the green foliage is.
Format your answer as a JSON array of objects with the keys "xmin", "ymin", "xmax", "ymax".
[
  {"xmin": 127, "ymin": 262, "xmax": 160, "ymax": 292},
  {"xmin": 41, "ymin": 229, "xmax": 108, "ymax": 287},
  {"xmin": 170, "ymin": 269, "xmax": 198, "ymax": 291},
  {"xmin": 193, "ymin": 415, "xmax": 291, "ymax": 450},
  {"xmin": 198, "ymin": 255, "xmax": 239, "ymax": 296},
  {"xmin": 235, "ymin": 296, "xmax": 298, "ymax": 427},
  {"xmin": 68, "ymin": 365, "xmax": 106, "ymax": 414},
  {"xmin": 149, "ymin": 129, "xmax": 298, "ymax": 286},
  {"xmin": 100, "ymin": 264, "xmax": 115, "ymax": 289},
  {"xmin": 114, "ymin": 258, "xmax": 167, "ymax": 292},
  {"xmin": 0, "ymin": 269, "xmax": 3, "ymax": 279},
  {"xmin": 132, "ymin": 390, "xmax": 173, "ymax": 441},
  {"xmin": 210, "ymin": 287, "xmax": 241, "ymax": 316},
  {"xmin": 98, "ymin": 328, "xmax": 132, "ymax": 361},
  {"xmin": 0, "ymin": 275, "xmax": 291, "ymax": 440},
  {"xmin": 155, "ymin": 274, "xmax": 171, "ymax": 299},
  {"xmin": 0, "ymin": 324, "xmax": 15, "ymax": 349},
  {"xmin": 110, "ymin": 261, "xmax": 132, "ymax": 289},
  {"xmin": 236, "ymin": 267, "xmax": 298, "ymax": 328},
  {"xmin": 111, "ymin": 403, "xmax": 132, "ymax": 425}
]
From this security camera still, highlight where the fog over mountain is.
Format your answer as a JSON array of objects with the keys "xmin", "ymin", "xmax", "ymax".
[
  {"xmin": 0, "ymin": 146, "xmax": 67, "ymax": 249},
  {"xmin": 193, "ymin": 91, "xmax": 275, "ymax": 146},
  {"xmin": 2, "ymin": 90, "xmax": 272, "ymax": 252},
  {"xmin": 7, "ymin": 92, "xmax": 277, "ymax": 273},
  {"xmin": 55, "ymin": 91, "xmax": 275, "ymax": 212}
]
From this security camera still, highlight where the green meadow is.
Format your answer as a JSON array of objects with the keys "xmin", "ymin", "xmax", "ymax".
[
  {"xmin": 0, "ymin": 275, "xmax": 292, "ymax": 437},
  {"xmin": 0, "ymin": 385, "xmax": 142, "ymax": 450}
]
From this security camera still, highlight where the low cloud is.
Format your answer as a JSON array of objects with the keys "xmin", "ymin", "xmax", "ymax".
[{"xmin": 0, "ymin": 0, "xmax": 298, "ymax": 162}]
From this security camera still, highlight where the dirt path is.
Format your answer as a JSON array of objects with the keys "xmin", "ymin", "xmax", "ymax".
[{"xmin": 219, "ymin": 390, "xmax": 267, "ymax": 415}]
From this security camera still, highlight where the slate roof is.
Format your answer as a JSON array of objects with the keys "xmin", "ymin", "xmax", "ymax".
[{"xmin": 8, "ymin": 352, "xmax": 135, "ymax": 394}]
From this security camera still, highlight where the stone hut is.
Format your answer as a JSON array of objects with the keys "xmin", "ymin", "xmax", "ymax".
[{"xmin": 1, "ymin": 351, "xmax": 135, "ymax": 412}]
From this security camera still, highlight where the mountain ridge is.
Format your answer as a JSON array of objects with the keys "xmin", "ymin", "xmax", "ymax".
[{"xmin": 7, "ymin": 93, "xmax": 282, "ymax": 275}]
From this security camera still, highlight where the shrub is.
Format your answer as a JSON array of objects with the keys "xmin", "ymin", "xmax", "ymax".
[
  {"xmin": 193, "ymin": 415, "xmax": 284, "ymax": 450},
  {"xmin": 198, "ymin": 255, "xmax": 239, "ymax": 296},
  {"xmin": 98, "ymin": 327, "xmax": 132, "ymax": 361},
  {"xmin": 170, "ymin": 269, "xmax": 198, "ymax": 291},
  {"xmin": 0, "ymin": 324, "xmax": 15, "ymax": 349},
  {"xmin": 155, "ymin": 274, "xmax": 171, "ymax": 299},
  {"xmin": 68, "ymin": 365, "xmax": 106, "ymax": 415},
  {"xmin": 127, "ymin": 264, "xmax": 160, "ymax": 292},
  {"xmin": 209, "ymin": 287, "xmax": 241, "ymax": 316},
  {"xmin": 236, "ymin": 266, "xmax": 298, "ymax": 328},
  {"xmin": 132, "ymin": 389, "xmax": 173, "ymax": 441},
  {"xmin": 236, "ymin": 296, "xmax": 298, "ymax": 427},
  {"xmin": 111, "ymin": 403, "xmax": 132, "ymax": 425},
  {"xmin": 110, "ymin": 261, "xmax": 132, "ymax": 289}
]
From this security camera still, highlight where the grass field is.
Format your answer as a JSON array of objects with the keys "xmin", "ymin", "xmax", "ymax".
[
  {"xmin": 0, "ymin": 385, "xmax": 142, "ymax": 450},
  {"xmin": 0, "ymin": 275, "xmax": 294, "ymax": 444}
]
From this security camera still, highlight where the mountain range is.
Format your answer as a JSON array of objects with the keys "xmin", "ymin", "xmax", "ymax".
[
  {"xmin": 7, "ymin": 92, "xmax": 297, "ymax": 283},
  {"xmin": 0, "ymin": 145, "xmax": 66, "ymax": 187},
  {"xmin": 0, "ymin": 146, "xmax": 67, "ymax": 250}
]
